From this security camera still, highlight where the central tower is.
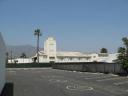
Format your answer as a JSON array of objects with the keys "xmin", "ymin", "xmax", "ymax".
[{"xmin": 44, "ymin": 37, "xmax": 56, "ymax": 62}]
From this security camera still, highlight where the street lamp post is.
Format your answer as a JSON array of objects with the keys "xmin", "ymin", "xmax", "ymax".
[{"xmin": 34, "ymin": 29, "xmax": 42, "ymax": 64}]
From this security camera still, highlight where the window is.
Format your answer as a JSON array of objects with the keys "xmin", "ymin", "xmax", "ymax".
[{"xmin": 49, "ymin": 57, "xmax": 55, "ymax": 60}]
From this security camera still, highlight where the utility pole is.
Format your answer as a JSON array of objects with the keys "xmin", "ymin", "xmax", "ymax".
[
  {"xmin": 11, "ymin": 51, "xmax": 12, "ymax": 63},
  {"xmin": 34, "ymin": 29, "xmax": 42, "ymax": 64},
  {"xmin": 5, "ymin": 52, "xmax": 9, "ymax": 64}
]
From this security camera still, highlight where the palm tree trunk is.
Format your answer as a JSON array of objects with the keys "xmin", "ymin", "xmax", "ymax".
[{"xmin": 37, "ymin": 35, "xmax": 39, "ymax": 64}]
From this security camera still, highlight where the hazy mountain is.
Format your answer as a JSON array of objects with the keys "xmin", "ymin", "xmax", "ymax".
[{"xmin": 6, "ymin": 45, "xmax": 37, "ymax": 58}]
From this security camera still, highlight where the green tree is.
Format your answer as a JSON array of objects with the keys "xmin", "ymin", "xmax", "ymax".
[
  {"xmin": 100, "ymin": 48, "xmax": 108, "ymax": 53},
  {"xmin": 117, "ymin": 37, "xmax": 128, "ymax": 73},
  {"xmin": 20, "ymin": 53, "xmax": 27, "ymax": 58}
]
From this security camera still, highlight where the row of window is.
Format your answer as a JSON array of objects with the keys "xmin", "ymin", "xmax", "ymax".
[{"xmin": 57, "ymin": 57, "xmax": 91, "ymax": 61}]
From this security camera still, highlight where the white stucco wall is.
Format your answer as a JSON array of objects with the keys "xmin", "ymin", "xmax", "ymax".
[{"xmin": 0, "ymin": 33, "xmax": 6, "ymax": 94}]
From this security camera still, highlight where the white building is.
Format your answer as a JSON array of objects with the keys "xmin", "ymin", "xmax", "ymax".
[
  {"xmin": 8, "ymin": 58, "xmax": 33, "ymax": 63},
  {"xmin": 32, "ymin": 37, "xmax": 118, "ymax": 63},
  {"xmin": 8, "ymin": 37, "xmax": 118, "ymax": 63}
]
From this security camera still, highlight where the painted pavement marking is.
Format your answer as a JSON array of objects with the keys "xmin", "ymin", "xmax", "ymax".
[
  {"xmin": 49, "ymin": 79, "xmax": 68, "ymax": 83},
  {"xmin": 80, "ymin": 74, "xmax": 103, "ymax": 78},
  {"xmin": 97, "ymin": 77, "xmax": 127, "ymax": 82},
  {"xmin": 7, "ymin": 70, "xmax": 17, "ymax": 75},
  {"xmin": 84, "ymin": 75, "xmax": 115, "ymax": 80},
  {"xmin": 6, "ymin": 68, "xmax": 51, "ymax": 71},
  {"xmin": 114, "ymin": 81, "xmax": 128, "ymax": 85},
  {"xmin": 66, "ymin": 84, "xmax": 94, "ymax": 91},
  {"xmin": 126, "ymin": 90, "xmax": 128, "ymax": 92}
]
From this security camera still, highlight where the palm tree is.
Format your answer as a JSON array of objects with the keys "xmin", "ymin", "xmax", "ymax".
[{"xmin": 34, "ymin": 29, "xmax": 42, "ymax": 63}]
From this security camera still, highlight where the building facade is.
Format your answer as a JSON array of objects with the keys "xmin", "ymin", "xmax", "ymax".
[
  {"xmin": 32, "ymin": 37, "xmax": 118, "ymax": 63},
  {"xmin": 9, "ymin": 37, "xmax": 118, "ymax": 63}
]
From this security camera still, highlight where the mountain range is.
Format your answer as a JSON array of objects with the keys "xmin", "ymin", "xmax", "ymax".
[{"xmin": 6, "ymin": 45, "xmax": 37, "ymax": 58}]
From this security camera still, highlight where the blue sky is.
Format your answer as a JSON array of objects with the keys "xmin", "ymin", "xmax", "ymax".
[{"xmin": 0, "ymin": 0, "xmax": 128, "ymax": 53}]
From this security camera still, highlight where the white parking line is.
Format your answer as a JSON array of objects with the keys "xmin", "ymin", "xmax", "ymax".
[
  {"xmin": 7, "ymin": 70, "xmax": 17, "ymax": 75},
  {"xmin": 97, "ymin": 77, "xmax": 126, "ymax": 82},
  {"xmin": 49, "ymin": 79, "xmax": 68, "ymax": 83},
  {"xmin": 66, "ymin": 84, "xmax": 93, "ymax": 91},
  {"xmin": 114, "ymin": 81, "xmax": 128, "ymax": 85},
  {"xmin": 80, "ymin": 75, "xmax": 100, "ymax": 78},
  {"xmin": 6, "ymin": 68, "xmax": 51, "ymax": 70},
  {"xmin": 84, "ymin": 75, "xmax": 113, "ymax": 80},
  {"xmin": 126, "ymin": 90, "xmax": 128, "ymax": 92}
]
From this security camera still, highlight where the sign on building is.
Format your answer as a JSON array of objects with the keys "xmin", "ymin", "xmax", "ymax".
[{"xmin": 0, "ymin": 33, "xmax": 6, "ymax": 95}]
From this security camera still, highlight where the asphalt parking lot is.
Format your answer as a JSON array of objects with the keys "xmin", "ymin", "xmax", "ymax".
[{"xmin": 6, "ymin": 68, "xmax": 128, "ymax": 96}]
